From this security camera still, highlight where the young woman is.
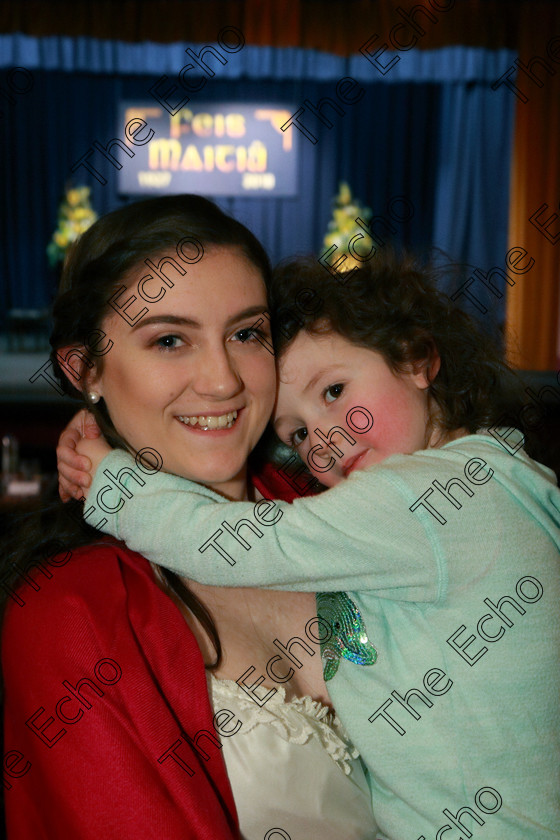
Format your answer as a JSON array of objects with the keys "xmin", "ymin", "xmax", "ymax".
[
  {"xmin": 1, "ymin": 197, "xmax": 377, "ymax": 839},
  {"xmin": 67, "ymin": 251, "xmax": 560, "ymax": 839}
]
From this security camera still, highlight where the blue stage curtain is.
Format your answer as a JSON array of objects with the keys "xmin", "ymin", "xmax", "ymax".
[
  {"xmin": 0, "ymin": 37, "xmax": 516, "ymax": 335},
  {"xmin": 0, "ymin": 35, "xmax": 514, "ymax": 82}
]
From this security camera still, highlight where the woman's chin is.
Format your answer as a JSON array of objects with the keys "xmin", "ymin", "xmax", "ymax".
[{"xmin": 168, "ymin": 457, "xmax": 246, "ymax": 488}]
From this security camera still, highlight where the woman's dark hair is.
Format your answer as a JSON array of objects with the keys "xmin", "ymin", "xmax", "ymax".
[
  {"xmin": 269, "ymin": 249, "xmax": 524, "ymax": 435},
  {"xmin": 2, "ymin": 195, "xmax": 272, "ymax": 670}
]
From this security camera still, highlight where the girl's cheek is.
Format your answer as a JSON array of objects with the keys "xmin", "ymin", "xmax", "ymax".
[
  {"xmin": 345, "ymin": 399, "xmax": 376, "ymax": 439},
  {"xmin": 319, "ymin": 472, "xmax": 341, "ymax": 488}
]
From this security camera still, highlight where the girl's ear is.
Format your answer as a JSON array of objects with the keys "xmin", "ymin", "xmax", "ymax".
[
  {"xmin": 426, "ymin": 351, "xmax": 441, "ymax": 385},
  {"xmin": 56, "ymin": 345, "xmax": 103, "ymax": 399},
  {"xmin": 409, "ymin": 347, "xmax": 441, "ymax": 390}
]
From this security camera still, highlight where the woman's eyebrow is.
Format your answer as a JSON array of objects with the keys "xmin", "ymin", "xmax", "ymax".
[
  {"xmin": 226, "ymin": 306, "xmax": 269, "ymax": 327},
  {"xmin": 131, "ymin": 306, "xmax": 268, "ymax": 331},
  {"xmin": 131, "ymin": 314, "xmax": 199, "ymax": 330}
]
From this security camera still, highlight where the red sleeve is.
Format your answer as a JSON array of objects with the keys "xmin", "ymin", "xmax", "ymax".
[
  {"xmin": 2, "ymin": 543, "xmax": 239, "ymax": 840},
  {"xmin": 250, "ymin": 459, "xmax": 320, "ymax": 502}
]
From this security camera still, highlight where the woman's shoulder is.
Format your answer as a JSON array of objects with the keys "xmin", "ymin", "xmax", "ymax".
[
  {"xmin": 2, "ymin": 539, "xmax": 166, "ymax": 654},
  {"xmin": 1, "ymin": 536, "xmax": 209, "ymax": 719}
]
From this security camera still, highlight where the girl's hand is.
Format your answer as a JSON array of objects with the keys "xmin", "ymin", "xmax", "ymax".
[
  {"xmin": 75, "ymin": 435, "xmax": 112, "ymax": 499},
  {"xmin": 57, "ymin": 409, "xmax": 102, "ymax": 501}
]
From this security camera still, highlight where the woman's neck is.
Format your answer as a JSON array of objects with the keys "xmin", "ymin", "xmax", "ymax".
[{"xmin": 199, "ymin": 466, "xmax": 251, "ymax": 502}]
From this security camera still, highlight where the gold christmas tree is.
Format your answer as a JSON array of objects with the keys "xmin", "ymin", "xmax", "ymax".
[
  {"xmin": 322, "ymin": 182, "xmax": 375, "ymax": 272},
  {"xmin": 47, "ymin": 186, "xmax": 98, "ymax": 267}
]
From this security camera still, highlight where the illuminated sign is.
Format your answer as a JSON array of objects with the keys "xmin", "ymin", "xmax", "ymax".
[{"xmin": 118, "ymin": 102, "xmax": 298, "ymax": 196}]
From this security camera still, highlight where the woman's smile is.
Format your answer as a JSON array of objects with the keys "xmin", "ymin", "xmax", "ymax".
[{"xmin": 175, "ymin": 407, "xmax": 242, "ymax": 433}]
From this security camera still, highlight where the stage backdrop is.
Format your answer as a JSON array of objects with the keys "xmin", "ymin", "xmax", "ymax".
[
  {"xmin": 0, "ymin": 37, "xmax": 515, "ymax": 337},
  {"xmin": 117, "ymin": 101, "xmax": 299, "ymax": 197}
]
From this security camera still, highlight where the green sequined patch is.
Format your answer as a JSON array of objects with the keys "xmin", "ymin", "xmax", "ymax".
[{"xmin": 317, "ymin": 591, "xmax": 378, "ymax": 681}]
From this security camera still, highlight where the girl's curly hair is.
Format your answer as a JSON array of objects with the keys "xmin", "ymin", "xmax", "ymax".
[{"xmin": 268, "ymin": 249, "xmax": 523, "ymax": 434}]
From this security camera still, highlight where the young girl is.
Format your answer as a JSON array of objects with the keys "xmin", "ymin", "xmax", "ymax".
[{"xmin": 70, "ymin": 250, "xmax": 560, "ymax": 839}]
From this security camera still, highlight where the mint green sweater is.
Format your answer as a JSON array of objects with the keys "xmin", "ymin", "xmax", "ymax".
[{"xmin": 88, "ymin": 432, "xmax": 560, "ymax": 839}]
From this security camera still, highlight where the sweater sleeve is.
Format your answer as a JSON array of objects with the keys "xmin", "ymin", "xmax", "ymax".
[
  {"xmin": 2, "ymin": 544, "xmax": 239, "ymax": 840},
  {"xmin": 85, "ymin": 450, "xmax": 442, "ymax": 601}
]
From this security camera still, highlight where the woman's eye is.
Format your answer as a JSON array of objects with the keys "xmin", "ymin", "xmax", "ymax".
[
  {"xmin": 154, "ymin": 334, "xmax": 184, "ymax": 351},
  {"xmin": 291, "ymin": 427, "xmax": 308, "ymax": 447},
  {"xmin": 324, "ymin": 383, "xmax": 344, "ymax": 403},
  {"xmin": 233, "ymin": 326, "xmax": 267, "ymax": 344}
]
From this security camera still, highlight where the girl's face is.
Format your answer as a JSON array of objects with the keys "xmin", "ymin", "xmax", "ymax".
[
  {"xmin": 274, "ymin": 329, "xmax": 437, "ymax": 488},
  {"xmin": 89, "ymin": 247, "xmax": 276, "ymax": 500}
]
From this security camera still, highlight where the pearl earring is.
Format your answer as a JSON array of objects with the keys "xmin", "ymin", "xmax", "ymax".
[{"xmin": 88, "ymin": 392, "xmax": 100, "ymax": 404}]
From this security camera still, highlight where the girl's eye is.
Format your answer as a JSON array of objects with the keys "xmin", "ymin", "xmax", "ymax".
[
  {"xmin": 233, "ymin": 326, "xmax": 266, "ymax": 344},
  {"xmin": 324, "ymin": 383, "xmax": 344, "ymax": 403},
  {"xmin": 154, "ymin": 334, "xmax": 184, "ymax": 351},
  {"xmin": 290, "ymin": 427, "xmax": 308, "ymax": 448}
]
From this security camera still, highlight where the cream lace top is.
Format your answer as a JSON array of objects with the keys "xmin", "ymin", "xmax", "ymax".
[{"xmin": 208, "ymin": 674, "xmax": 379, "ymax": 840}]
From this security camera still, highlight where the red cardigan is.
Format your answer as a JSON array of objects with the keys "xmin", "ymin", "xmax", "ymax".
[
  {"xmin": 2, "ymin": 543, "xmax": 241, "ymax": 839},
  {"xmin": 2, "ymin": 461, "xmax": 311, "ymax": 838}
]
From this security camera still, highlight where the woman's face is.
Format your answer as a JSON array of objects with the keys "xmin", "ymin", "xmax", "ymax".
[{"xmin": 89, "ymin": 246, "xmax": 276, "ymax": 499}]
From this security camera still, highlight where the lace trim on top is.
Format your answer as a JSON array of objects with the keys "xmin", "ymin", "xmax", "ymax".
[{"xmin": 207, "ymin": 673, "xmax": 360, "ymax": 775}]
